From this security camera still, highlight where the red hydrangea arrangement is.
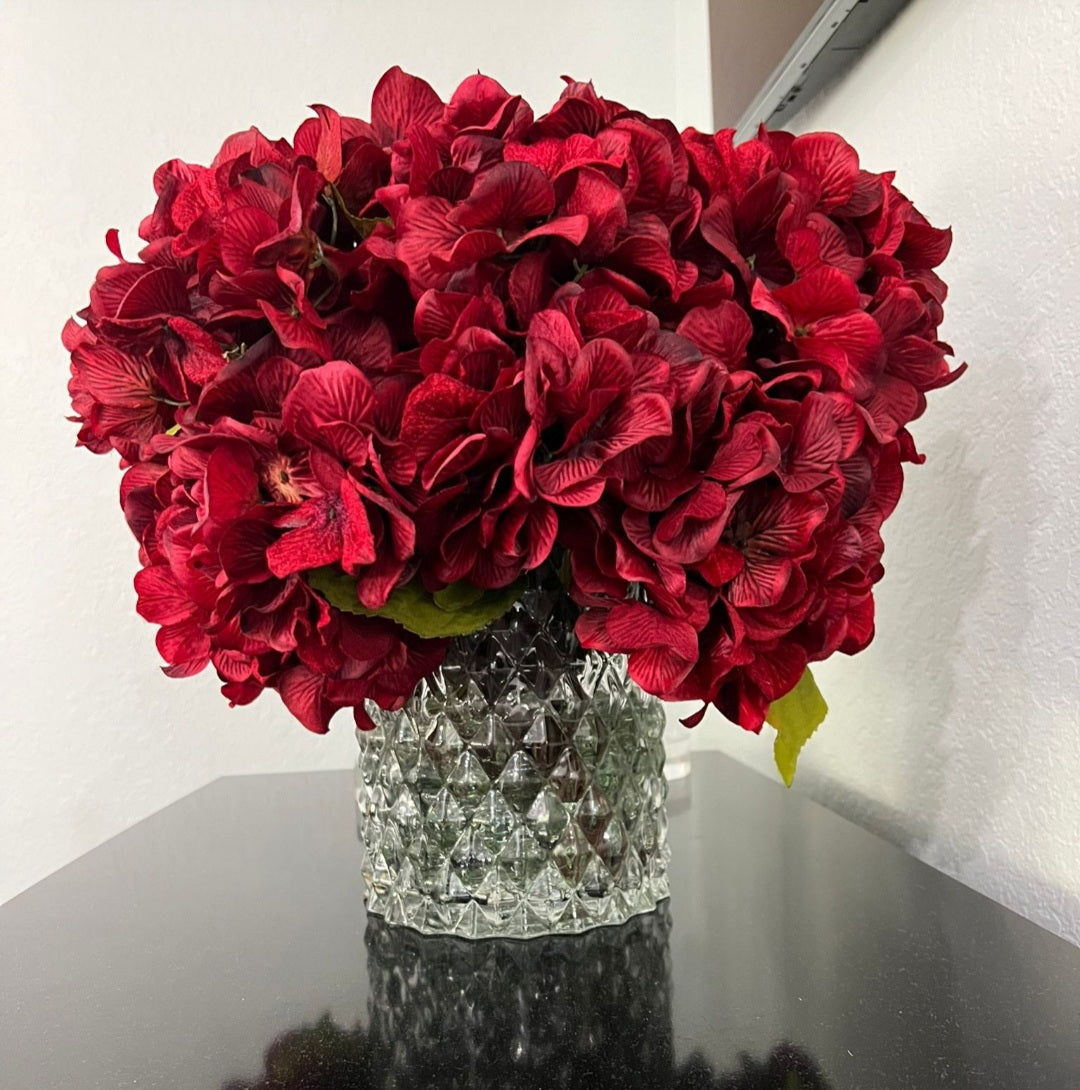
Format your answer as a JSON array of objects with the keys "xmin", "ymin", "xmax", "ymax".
[{"xmin": 66, "ymin": 68, "xmax": 963, "ymax": 776}]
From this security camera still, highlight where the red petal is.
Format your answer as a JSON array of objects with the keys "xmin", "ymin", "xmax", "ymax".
[
  {"xmin": 613, "ymin": 118, "xmax": 675, "ymax": 210},
  {"xmin": 446, "ymin": 73, "xmax": 512, "ymax": 128},
  {"xmin": 71, "ymin": 344, "xmax": 151, "ymax": 406},
  {"xmin": 507, "ymin": 252, "xmax": 553, "ymax": 328},
  {"xmin": 266, "ymin": 497, "xmax": 344, "ymax": 576},
  {"xmin": 728, "ymin": 555, "xmax": 792, "ymax": 608},
  {"xmin": 509, "ymin": 214, "xmax": 590, "ymax": 249},
  {"xmin": 217, "ymin": 519, "xmax": 275, "ymax": 584},
  {"xmin": 449, "ymin": 161, "xmax": 555, "ymax": 230},
  {"xmin": 779, "ymin": 394, "xmax": 842, "ymax": 492},
  {"xmin": 699, "ymin": 195, "xmax": 748, "ymax": 275},
  {"xmin": 167, "ymin": 318, "xmax": 223, "ymax": 386},
  {"xmin": 608, "ymin": 216, "xmax": 679, "ymax": 292},
  {"xmin": 220, "ymin": 206, "xmax": 277, "ymax": 274},
  {"xmin": 340, "ymin": 478, "xmax": 377, "ymax": 570},
  {"xmin": 414, "ymin": 290, "xmax": 474, "ymax": 343},
  {"xmin": 359, "ymin": 484, "xmax": 416, "ymax": 561},
  {"xmin": 677, "ymin": 301, "xmax": 753, "ymax": 368},
  {"xmin": 534, "ymin": 456, "xmax": 606, "ymax": 506},
  {"xmin": 860, "ymin": 373, "xmax": 919, "ymax": 442},
  {"xmin": 156, "ymin": 617, "xmax": 210, "ymax": 672},
  {"xmin": 105, "ymin": 228, "xmax": 124, "ymax": 259},
  {"xmin": 434, "ymin": 229, "xmax": 506, "ymax": 272},
  {"xmin": 887, "ymin": 336, "xmax": 951, "ymax": 389},
  {"xmin": 565, "ymin": 167, "xmax": 628, "ymax": 255},
  {"xmin": 258, "ymin": 301, "xmax": 333, "ymax": 358},
  {"xmin": 565, "ymin": 337, "xmax": 633, "ymax": 407},
  {"xmin": 707, "ymin": 418, "xmax": 780, "ymax": 486},
  {"xmin": 785, "ymin": 132, "xmax": 859, "ymax": 210},
  {"xmin": 597, "ymin": 602, "xmax": 696, "ymax": 658},
  {"xmin": 114, "ymin": 265, "xmax": 189, "ymax": 320},
  {"xmin": 804, "ymin": 310, "xmax": 883, "ymax": 385},
  {"xmin": 355, "ymin": 553, "xmax": 408, "ymax": 609},
  {"xmin": 399, "ymin": 373, "xmax": 484, "ymax": 462},
  {"xmin": 752, "ymin": 491, "xmax": 828, "ymax": 554},
  {"xmin": 278, "ymin": 666, "xmax": 335, "ymax": 734},
  {"xmin": 896, "ymin": 221, "xmax": 953, "ymax": 269},
  {"xmin": 784, "ymin": 212, "xmax": 865, "ymax": 280},
  {"xmin": 627, "ymin": 646, "xmax": 696, "ymax": 693},
  {"xmin": 212, "ymin": 127, "xmax": 289, "ymax": 169},
  {"xmin": 594, "ymin": 392, "xmax": 673, "ymax": 459},
  {"xmin": 653, "ymin": 480, "xmax": 730, "ymax": 563},
  {"xmin": 747, "ymin": 641, "xmax": 809, "ymax": 703},
  {"xmin": 134, "ymin": 566, "xmax": 192, "ymax": 625},
  {"xmin": 583, "ymin": 602, "xmax": 698, "ymax": 692},
  {"xmin": 680, "ymin": 704, "xmax": 709, "ymax": 728},
  {"xmin": 522, "ymin": 501, "xmax": 558, "ymax": 569},
  {"xmin": 393, "ymin": 196, "xmax": 461, "ymax": 291},
  {"xmin": 205, "ymin": 443, "xmax": 259, "ymax": 523},
  {"xmin": 420, "ymin": 433, "xmax": 487, "ymax": 489},
  {"xmin": 370, "ymin": 66, "xmax": 443, "ymax": 146},
  {"xmin": 282, "ymin": 360, "xmax": 374, "ymax": 460},
  {"xmin": 698, "ymin": 543, "xmax": 745, "ymax": 586},
  {"xmin": 310, "ymin": 104, "xmax": 342, "ymax": 181},
  {"xmin": 772, "ymin": 265, "xmax": 860, "ymax": 324}
]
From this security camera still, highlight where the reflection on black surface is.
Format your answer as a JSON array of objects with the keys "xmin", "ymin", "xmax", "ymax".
[{"xmin": 224, "ymin": 908, "xmax": 833, "ymax": 1090}]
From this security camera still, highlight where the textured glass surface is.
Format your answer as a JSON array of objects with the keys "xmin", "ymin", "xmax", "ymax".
[{"xmin": 356, "ymin": 581, "xmax": 670, "ymax": 938}]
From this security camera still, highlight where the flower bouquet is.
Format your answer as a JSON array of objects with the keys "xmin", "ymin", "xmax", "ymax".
[{"xmin": 67, "ymin": 68, "xmax": 963, "ymax": 936}]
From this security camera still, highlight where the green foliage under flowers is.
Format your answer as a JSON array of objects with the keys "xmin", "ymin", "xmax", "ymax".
[
  {"xmin": 306, "ymin": 567, "xmax": 525, "ymax": 639},
  {"xmin": 767, "ymin": 667, "xmax": 828, "ymax": 787}
]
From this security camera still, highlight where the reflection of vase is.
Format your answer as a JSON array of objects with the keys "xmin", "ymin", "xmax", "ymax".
[
  {"xmin": 356, "ymin": 579, "xmax": 670, "ymax": 938},
  {"xmin": 224, "ymin": 912, "xmax": 837, "ymax": 1090},
  {"xmin": 363, "ymin": 906, "xmax": 673, "ymax": 1088}
]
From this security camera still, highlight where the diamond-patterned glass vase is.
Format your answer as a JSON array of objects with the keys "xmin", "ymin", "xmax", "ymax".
[{"xmin": 356, "ymin": 581, "xmax": 670, "ymax": 938}]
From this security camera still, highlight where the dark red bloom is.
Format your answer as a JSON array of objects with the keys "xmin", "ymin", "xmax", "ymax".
[{"xmin": 66, "ymin": 67, "xmax": 964, "ymax": 740}]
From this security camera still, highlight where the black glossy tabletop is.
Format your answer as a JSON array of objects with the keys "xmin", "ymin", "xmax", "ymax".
[{"xmin": 1, "ymin": 753, "xmax": 1078, "ymax": 1089}]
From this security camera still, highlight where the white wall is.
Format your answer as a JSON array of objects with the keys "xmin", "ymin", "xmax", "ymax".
[
  {"xmin": 687, "ymin": 0, "xmax": 1080, "ymax": 945},
  {"xmin": 0, "ymin": 0, "xmax": 710, "ymax": 906}
]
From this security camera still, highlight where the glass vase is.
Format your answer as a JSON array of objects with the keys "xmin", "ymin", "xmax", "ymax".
[{"xmin": 355, "ymin": 581, "xmax": 670, "ymax": 938}]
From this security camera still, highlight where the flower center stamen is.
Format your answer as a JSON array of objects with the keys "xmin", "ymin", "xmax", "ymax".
[{"xmin": 264, "ymin": 456, "xmax": 304, "ymax": 504}]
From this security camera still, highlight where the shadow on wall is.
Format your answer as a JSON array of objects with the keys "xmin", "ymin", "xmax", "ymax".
[
  {"xmin": 798, "ymin": 348, "xmax": 1068, "ymax": 930},
  {"xmin": 798, "ymin": 422, "xmax": 989, "ymax": 859}
]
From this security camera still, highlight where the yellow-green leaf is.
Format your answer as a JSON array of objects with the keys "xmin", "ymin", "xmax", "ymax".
[
  {"xmin": 306, "ymin": 568, "xmax": 524, "ymax": 639},
  {"xmin": 766, "ymin": 667, "xmax": 828, "ymax": 787}
]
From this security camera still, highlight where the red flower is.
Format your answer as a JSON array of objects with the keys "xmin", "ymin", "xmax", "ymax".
[
  {"xmin": 397, "ymin": 294, "xmax": 556, "ymax": 588},
  {"xmin": 578, "ymin": 601, "xmax": 699, "ymax": 693},
  {"xmin": 66, "ymin": 67, "xmax": 965, "ymax": 741},
  {"xmin": 67, "ymin": 337, "xmax": 188, "ymax": 460},
  {"xmin": 515, "ymin": 297, "xmax": 687, "ymax": 507},
  {"xmin": 751, "ymin": 267, "xmax": 884, "ymax": 397}
]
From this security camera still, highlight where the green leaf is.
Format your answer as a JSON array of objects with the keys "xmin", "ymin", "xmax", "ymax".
[
  {"xmin": 306, "ymin": 568, "xmax": 524, "ymax": 639},
  {"xmin": 766, "ymin": 667, "xmax": 828, "ymax": 787},
  {"xmin": 556, "ymin": 549, "xmax": 572, "ymax": 590},
  {"xmin": 432, "ymin": 582, "xmax": 484, "ymax": 611},
  {"xmin": 327, "ymin": 184, "xmax": 391, "ymax": 238}
]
